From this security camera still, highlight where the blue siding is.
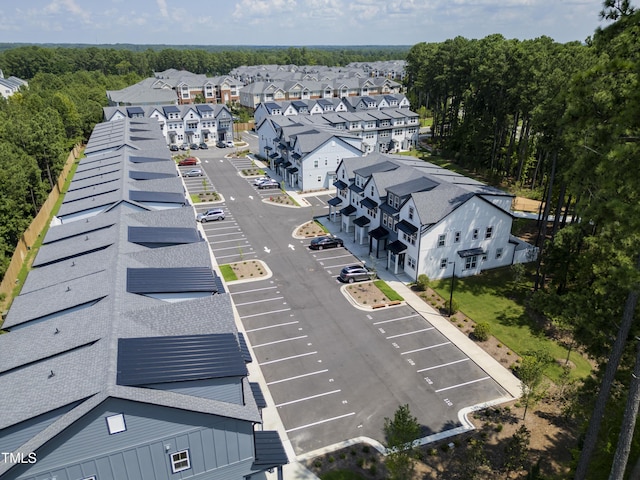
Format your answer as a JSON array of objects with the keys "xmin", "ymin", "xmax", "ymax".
[
  {"xmin": 6, "ymin": 398, "xmax": 256, "ymax": 480},
  {"xmin": 0, "ymin": 402, "xmax": 78, "ymax": 453}
]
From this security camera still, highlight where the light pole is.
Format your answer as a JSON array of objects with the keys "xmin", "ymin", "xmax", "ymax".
[{"xmin": 448, "ymin": 261, "xmax": 456, "ymax": 317}]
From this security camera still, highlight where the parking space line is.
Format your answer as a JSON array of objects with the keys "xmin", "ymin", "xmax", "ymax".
[
  {"xmin": 201, "ymin": 225, "xmax": 238, "ymax": 231},
  {"xmin": 316, "ymin": 253, "xmax": 353, "ymax": 261},
  {"xmin": 435, "ymin": 376, "xmax": 491, "ymax": 393},
  {"xmin": 401, "ymin": 341, "xmax": 451, "ymax": 355},
  {"xmin": 275, "ymin": 389, "xmax": 341, "ymax": 408},
  {"xmin": 206, "ymin": 232, "xmax": 244, "ymax": 238},
  {"xmin": 259, "ymin": 351, "xmax": 317, "ymax": 366},
  {"xmin": 266, "ymin": 369, "xmax": 329, "ymax": 385},
  {"xmin": 245, "ymin": 321, "xmax": 299, "ymax": 333},
  {"xmin": 207, "ymin": 238, "xmax": 248, "ymax": 244},
  {"xmin": 210, "ymin": 245, "xmax": 253, "ymax": 252},
  {"xmin": 231, "ymin": 286, "xmax": 278, "ymax": 295},
  {"xmin": 385, "ymin": 327, "xmax": 434, "ymax": 339},
  {"xmin": 241, "ymin": 308, "xmax": 291, "ymax": 319},
  {"xmin": 252, "ymin": 335, "xmax": 308, "ymax": 348},
  {"xmin": 215, "ymin": 252, "xmax": 258, "ymax": 260},
  {"xmin": 285, "ymin": 412, "xmax": 356, "ymax": 433},
  {"xmin": 416, "ymin": 358, "xmax": 469, "ymax": 372},
  {"xmin": 234, "ymin": 296, "xmax": 284, "ymax": 307},
  {"xmin": 322, "ymin": 262, "xmax": 355, "ymax": 270},
  {"xmin": 373, "ymin": 314, "xmax": 421, "ymax": 325}
]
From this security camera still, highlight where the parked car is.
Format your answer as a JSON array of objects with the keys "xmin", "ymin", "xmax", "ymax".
[
  {"xmin": 199, "ymin": 142, "xmax": 208, "ymax": 149},
  {"xmin": 257, "ymin": 179, "xmax": 280, "ymax": 189},
  {"xmin": 196, "ymin": 208, "xmax": 225, "ymax": 222},
  {"xmin": 225, "ymin": 140, "xmax": 235, "ymax": 148},
  {"xmin": 339, "ymin": 265, "xmax": 376, "ymax": 283},
  {"xmin": 216, "ymin": 140, "xmax": 226, "ymax": 148},
  {"xmin": 169, "ymin": 144, "xmax": 179, "ymax": 151},
  {"xmin": 182, "ymin": 169, "xmax": 203, "ymax": 177},
  {"xmin": 180, "ymin": 144, "xmax": 189, "ymax": 151},
  {"xmin": 253, "ymin": 176, "xmax": 270, "ymax": 186},
  {"xmin": 309, "ymin": 236, "xmax": 344, "ymax": 250},
  {"xmin": 178, "ymin": 157, "xmax": 198, "ymax": 166},
  {"xmin": 190, "ymin": 143, "xmax": 199, "ymax": 150}
]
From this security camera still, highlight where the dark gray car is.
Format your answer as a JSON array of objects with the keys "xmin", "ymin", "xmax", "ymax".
[{"xmin": 338, "ymin": 265, "xmax": 376, "ymax": 283}]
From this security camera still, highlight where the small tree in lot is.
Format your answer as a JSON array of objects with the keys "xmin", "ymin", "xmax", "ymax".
[{"xmin": 383, "ymin": 404, "xmax": 421, "ymax": 480}]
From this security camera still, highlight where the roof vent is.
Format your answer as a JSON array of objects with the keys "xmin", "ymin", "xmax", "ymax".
[
  {"xmin": 85, "ymin": 235, "xmax": 89, "ymax": 241},
  {"xmin": 66, "ymin": 286, "xmax": 71, "ymax": 292},
  {"xmin": 48, "ymin": 370, "xmax": 55, "ymax": 378},
  {"xmin": 71, "ymin": 261, "xmax": 75, "ymax": 267},
  {"xmin": 54, "ymin": 328, "xmax": 60, "ymax": 334}
]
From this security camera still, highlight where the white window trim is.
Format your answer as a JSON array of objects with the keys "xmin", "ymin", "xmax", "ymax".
[
  {"xmin": 170, "ymin": 450, "xmax": 191, "ymax": 473},
  {"xmin": 106, "ymin": 414, "xmax": 126, "ymax": 435}
]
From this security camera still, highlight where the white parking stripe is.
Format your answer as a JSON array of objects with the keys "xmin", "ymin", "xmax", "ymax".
[
  {"xmin": 275, "ymin": 389, "xmax": 341, "ymax": 408},
  {"xmin": 416, "ymin": 358, "xmax": 469, "ymax": 372},
  {"xmin": 232, "ymin": 286, "xmax": 278, "ymax": 295},
  {"xmin": 252, "ymin": 335, "xmax": 308, "ymax": 348},
  {"xmin": 215, "ymin": 252, "xmax": 258, "ymax": 259},
  {"xmin": 316, "ymin": 253, "xmax": 353, "ymax": 261},
  {"xmin": 401, "ymin": 341, "xmax": 451, "ymax": 355},
  {"xmin": 206, "ymin": 232, "xmax": 244, "ymax": 238},
  {"xmin": 322, "ymin": 263, "xmax": 355, "ymax": 270},
  {"xmin": 285, "ymin": 412, "xmax": 356, "ymax": 433},
  {"xmin": 211, "ymin": 245, "xmax": 253, "ymax": 252},
  {"xmin": 435, "ymin": 376, "xmax": 491, "ymax": 393},
  {"xmin": 259, "ymin": 351, "xmax": 317, "ymax": 366},
  {"xmin": 208, "ymin": 238, "xmax": 249, "ymax": 244},
  {"xmin": 241, "ymin": 308, "xmax": 291, "ymax": 319},
  {"xmin": 234, "ymin": 296, "xmax": 284, "ymax": 307},
  {"xmin": 267, "ymin": 369, "xmax": 329, "ymax": 385},
  {"xmin": 373, "ymin": 314, "xmax": 421, "ymax": 325},
  {"xmin": 245, "ymin": 321, "xmax": 299, "ymax": 333},
  {"xmin": 385, "ymin": 327, "xmax": 434, "ymax": 339}
]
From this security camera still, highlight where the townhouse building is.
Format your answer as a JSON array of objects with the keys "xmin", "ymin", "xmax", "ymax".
[
  {"xmin": 107, "ymin": 69, "xmax": 244, "ymax": 106},
  {"xmin": 103, "ymin": 103, "xmax": 234, "ymax": 147},
  {"xmin": 0, "ymin": 70, "xmax": 28, "ymax": 99},
  {"xmin": 0, "ymin": 118, "xmax": 287, "ymax": 480},
  {"xmin": 238, "ymin": 77, "xmax": 402, "ymax": 109},
  {"xmin": 330, "ymin": 154, "xmax": 538, "ymax": 280}
]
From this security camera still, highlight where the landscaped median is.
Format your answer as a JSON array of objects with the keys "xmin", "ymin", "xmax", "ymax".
[
  {"xmin": 343, "ymin": 279, "xmax": 404, "ymax": 309},
  {"xmin": 219, "ymin": 260, "xmax": 269, "ymax": 282}
]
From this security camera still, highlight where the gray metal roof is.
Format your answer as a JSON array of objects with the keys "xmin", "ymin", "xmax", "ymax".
[
  {"xmin": 249, "ymin": 382, "xmax": 267, "ymax": 409},
  {"xmin": 128, "ymin": 226, "xmax": 201, "ymax": 247},
  {"xmin": 126, "ymin": 267, "xmax": 218, "ymax": 294},
  {"xmin": 253, "ymin": 431, "xmax": 289, "ymax": 469},
  {"xmin": 116, "ymin": 333, "xmax": 248, "ymax": 386},
  {"xmin": 129, "ymin": 170, "xmax": 177, "ymax": 180}
]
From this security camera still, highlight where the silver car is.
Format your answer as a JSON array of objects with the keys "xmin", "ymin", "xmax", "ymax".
[
  {"xmin": 183, "ymin": 169, "xmax": 203, "ymax": 177},
  {"xmin": 196, "ymin": 208, "xmax": 225, "ymax": 222},
  {"xmin": 339, "ymin": 265, "xmax": 376, "ymax": 283}
]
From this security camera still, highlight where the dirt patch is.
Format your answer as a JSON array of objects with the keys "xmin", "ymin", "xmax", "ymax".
[
  {"xmin": 229, "ymin": 260, "xmax": 267, "ymax": 280},
  {"xmin": 266, "ymin": 194, "xmax": 296, "ymax": 206},
  {"xmin": 344, "ymin": 281, "xmax": 399, "ymax": 308},
  {"xmin": 295, "ymin": 220, "xmax": 326, "ymax": 237}
]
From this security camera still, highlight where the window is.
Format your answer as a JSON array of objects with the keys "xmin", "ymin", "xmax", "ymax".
[
  {"xmin": 314, "ymin": 159, "xmax": 318, "ymax": 168},
  {"xmin": 106, "ymin": 414, "xmax": 126, "ymax": 434},
  {"xmin": 473, "ymin": 229, "xmax": 479, "ymax": 240},
  {"xmin": 370, "ymin": 186, "xmax": 374, "ymax": 196},
  {"xmin": 171, "ymin": 450, "xmax": 191, "ymax": 473},
  {"xmin": 407, "ymin": 256, "xmax": 416, "ymax": 269},
  {"xmin": 437, "ymin": 234, "xmax": 446, "ymax": 247},
  {"xmin": 408, "ymin": 207, "xmax": 414, "ymax": 220},
  {"xmin": 82, "ymin": 477, "xmax": 97, "ymax": 480},
  {"xmin": 454, "ymin": 231, "xmax": 461, "ymax": 243},
  {"xmin": 485, "ymin": 226, "xmax": 493, "ymax": 239},
  {"xmin": 496, "ymin": 248, "xmax": 503, "ymax": 259},
  {"xmin": 317, "ymin": 175, "xmax": 322, "ymax": 183},
  {"xmin": 402, "ymin": 231, "xmax": 416, "ymax": 246},
  {"xmin": 464, "ymin": 255, "xmax": 478, "ymax": 270},
  {"xmin": 440, "ymin": 258, "xmax": 448, "ymax": 269}
]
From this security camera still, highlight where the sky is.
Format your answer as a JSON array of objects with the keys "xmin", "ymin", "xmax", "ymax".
[{"xmin": 0, "ymin": 0, "xmax": 610, "ymax": 46}]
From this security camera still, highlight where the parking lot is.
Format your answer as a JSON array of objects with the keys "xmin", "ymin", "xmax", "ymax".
[{"xmin": 179, "ymin": 146, "xmax": 514, "ymax": 456}]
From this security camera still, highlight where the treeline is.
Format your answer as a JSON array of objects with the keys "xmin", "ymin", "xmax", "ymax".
[
  {"xmin": 407, "ymin": 6, "xmax": 640, "ymax": 478},
  {"xmin": 0, "ymin": 71, "xmax": 136, "ymax": 278},
  {"xmin": 0, "ymin": 45, "xmax": 409, "ymax": 78}
]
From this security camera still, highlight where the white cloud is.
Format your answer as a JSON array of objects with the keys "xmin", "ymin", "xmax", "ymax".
[
  {"xmin": 43, "ymin": 0, "xmax": 92, "ymax": 24},
  {"xmin": 157, "ymin": 0, "xmax": 169, "ymax": 18}
]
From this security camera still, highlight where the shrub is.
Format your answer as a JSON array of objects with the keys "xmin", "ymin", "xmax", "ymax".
[
  {"xmin": 473, "ymin": 322, "xmax": 491, "ymax": 341},
  {"xmin": 362, "ymin": 445, "xmax": 370, "ymax": 454},
  {"xmin": 415, "ymin": 274, "xmax": 430, "ymax": 291},
  {"xmin": 446, "ymin": 298, "xmax": 459, "ymax": 315}
]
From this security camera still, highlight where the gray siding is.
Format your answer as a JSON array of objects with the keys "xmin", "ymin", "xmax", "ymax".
[
  {"xmin": 0, "ymin": 402, "xmax": 78, "ymax": 453},
  {"xmin": 147, "ymin": 377, "xmax": 243, "ymax": 405},
  {"xmin": 6, "ymin": 399, "xmax": 256, "ymax": 480}
]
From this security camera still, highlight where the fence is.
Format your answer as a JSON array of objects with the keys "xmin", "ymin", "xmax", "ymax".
[{"xmin": 0, "ymin": 144, "xmax": 82, "ymax": 315}]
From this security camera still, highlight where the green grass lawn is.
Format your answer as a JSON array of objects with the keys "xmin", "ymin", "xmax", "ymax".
[
  {"xmin": 321, "ymin": 470, "xmax": 368, "ymax": 480},
  {"xmin": 219, "ymin": 264, "xmax": 237, "ymax": 282},
  {"xmin": 431, "ymin": 267, "xmax": 592, "ymax": 382},
  {"xmin": 374, "ymin": 280, "xmax": 404, "ymax": 302}
]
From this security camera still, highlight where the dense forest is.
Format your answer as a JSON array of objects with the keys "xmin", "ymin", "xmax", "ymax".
[
  {"xmin": 1, "ymin": 2, "xmax": 640, "ymax": 474},
  {"xmin": 404, "ymin": 2, "xmax": 640, "ymax": 478}
]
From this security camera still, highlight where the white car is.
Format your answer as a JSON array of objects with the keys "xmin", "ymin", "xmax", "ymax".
[
  {"xmin": 253, "ymin": 176, "xmax": 270, "ymax": 186},
  {"xmin": 196, "ymin": 208, "xmax": 225, "ymax": 222},
  {"xmin": 225, "ymin": 140, "xmax": 235, "ymax": 148}
]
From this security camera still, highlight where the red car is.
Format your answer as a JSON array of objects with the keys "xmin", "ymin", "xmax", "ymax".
[{"xmin": 178, "ymin": 157, "xmax": 198, "ymax": 166}]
